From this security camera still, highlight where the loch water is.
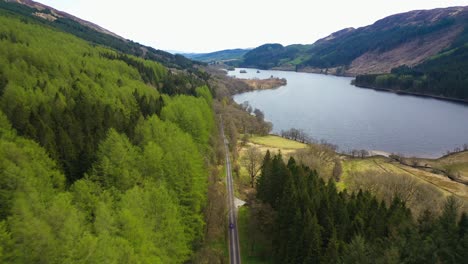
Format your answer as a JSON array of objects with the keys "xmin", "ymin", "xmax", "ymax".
[{"xmin": 230, "ymin": 68, "xmax": 468, "ymax": 158}]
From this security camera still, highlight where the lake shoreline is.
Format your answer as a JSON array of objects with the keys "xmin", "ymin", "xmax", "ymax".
[
  {"xmin": 230, "ymin": 68, "xmax": 468, "ymax": 159},
  {"xmin": 354, "ymin": 83, "xmax": 468, "ymax": 105},
  {"xmin": 238, "ymin": 67, "xmax": 468, "ymax": 105}
]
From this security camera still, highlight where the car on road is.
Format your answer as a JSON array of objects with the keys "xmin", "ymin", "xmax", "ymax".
[{"xmin": 229, "ymin": 223, "xmax": 235, "ymax": 229}]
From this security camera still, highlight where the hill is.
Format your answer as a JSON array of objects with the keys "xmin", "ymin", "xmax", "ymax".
[
  {"xmin": 354, "ymin": 44, "xmax": 468, "ymax": 101},
  {"xmin": 0, "ymin": 3, "xmax": 219, "ymax": 262},
  {"xmin": 240, "ymin": 6, "xmax": 468, "ymax": 76},
  {"xmin": 183, "ymin": 48, "xmax": 251, "ymax": 63},
  {"xmin": 1, "ymin": 0, "xmax": 203, "ymax": 70}
]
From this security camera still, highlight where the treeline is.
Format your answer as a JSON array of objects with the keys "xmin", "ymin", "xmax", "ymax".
[
  {"xmin": 280, "ymin": 128, "xmax": 312, "ymax": 143},
  {"xmin": 0, "ymin": 13, "xmax": 217, "ymax": 262},
  {"xmin": 253, "ymin": 152, "xmax": 467, "ymax": 263},
  {"xmin": 354, "ymin": 45, "xmax": 468, "ymax": 101}
]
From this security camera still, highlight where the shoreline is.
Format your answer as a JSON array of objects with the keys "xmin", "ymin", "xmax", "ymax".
[
  {"xmin": 235, "ymin": 66, "xmax": 468, "ymax": 105},
  {"xmin": 227, "ymin": 68, "xmax": 467, "ymax": 160},
  {"xmin": 354, "ymin": 84, "xmax": 468, "ymax": 105},
  {"xmin": 269, "ymin": 133, "xmax": 465, "ymax": 160}
]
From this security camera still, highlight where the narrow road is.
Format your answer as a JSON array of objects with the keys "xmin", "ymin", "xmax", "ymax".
[{"xmin": 220, "ymin": 119, "xmax": 241, "ymax": 264}]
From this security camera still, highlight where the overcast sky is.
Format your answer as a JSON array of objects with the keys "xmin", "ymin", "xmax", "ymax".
[{"xmin": 37, "ymin": 0, "xmax": 468, "ymax": 53}]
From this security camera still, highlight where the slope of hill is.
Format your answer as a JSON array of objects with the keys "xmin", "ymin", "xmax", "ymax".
[
  {"xmin": 0, "ymin": 6, "xmax": 217, "ymax": 263},
  {"xmin": 1, "ymin": 0, "xmax": 203, "ymax": 70},
  {"xmin": 240, "ymin": 6, "xmax": 468, "ymax": 76},
  {"xmin": 354, "ymin": 43, "xmax": 468, "ymax": 100},
  {"xmin": 183, "ymin": 48, "xmax": 251, "ymax": 62}
]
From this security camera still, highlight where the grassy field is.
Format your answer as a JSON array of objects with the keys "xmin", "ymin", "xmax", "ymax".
[
  {"xmin": 341, "ymin": 156, "xmax": 468, "ymax": 201},
  {"xmin": 235, "ymin": 135, "xmax": 308, "ymax": 200},
  {"xmin": 237, "ymin": 134, "xmax": 468, "ymax": 213},
  {"xmin": 413, "ymin": 151, "xmax": 468, "ymax": 182},
  {"xmin": 248, "ymin": 135, "xmax": 307, "ymax": 150}
]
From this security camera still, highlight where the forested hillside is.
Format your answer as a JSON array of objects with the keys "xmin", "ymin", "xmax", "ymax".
[
  {"xmin": 250, "ymin": 152, "xmax": 468, "ymax": 263},
  {"xmin": 239, "ymin": 6, "xmax": 468, "ymax": 75},
  {"xmin": 183, "ymin": 48, "xmax": 250, "ymax": 63},
  {"xmin": 0, "ymin": 9, "xmax": 217, "ymax": 263},
  {"xmin": 0, "ymin": 0, "xmax": 203, "ymax": 70},
  {"xmin": 354, "ymin": 44, "xmax": 468, "ymax": 100}
]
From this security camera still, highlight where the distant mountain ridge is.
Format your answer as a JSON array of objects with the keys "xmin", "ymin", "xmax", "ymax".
[
  {"xmin": 239, "ymin": 6, "xmax": 468, "ymax": 76},
  {"xmin": 182, "ymin": 48, "xmax": 251, "ymax": 62}
]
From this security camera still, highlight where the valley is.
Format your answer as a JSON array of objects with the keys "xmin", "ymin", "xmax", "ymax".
[{"xmin": 0, "ymin": 0, "xmax": 468, "ymax": 263}]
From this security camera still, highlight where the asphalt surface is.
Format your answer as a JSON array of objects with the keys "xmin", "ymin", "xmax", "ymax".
[{"xmin": 221, "ymin": 120, "xmax": 241, "ymax": 264}]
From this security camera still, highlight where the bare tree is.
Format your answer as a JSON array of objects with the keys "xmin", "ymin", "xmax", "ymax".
[
  {"xmin": 241, "ymin": 146, "xmax": 263, "ymax": 187},
  {"xmin": 280, "ymin": 128, "xmax": 310, "ymax": 143},
  {"xmin": 348, "ymin": 170, "xmax": 444, "ymax": 216},
  {"xmin": 295, "ymin": 143, "xmax": 337, "ymax": 180},
  {"xmin": 359, "ymin": 149, "xmax": 369, "ymax": 158},
  {"xmin": 350, "ymin": 149, "xmax": 360, "ymax": 158}
]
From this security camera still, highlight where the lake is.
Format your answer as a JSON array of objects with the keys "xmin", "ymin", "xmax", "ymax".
[{"xmin": 230, "ymin": 68, "xmax": 468, "ymax": 158}]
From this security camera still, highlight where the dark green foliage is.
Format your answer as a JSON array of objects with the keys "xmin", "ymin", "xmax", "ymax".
[
  {"xmin": 183, "ymin": 48, "xmax": 250, "ymax": 62},
  {"xmin": 255, "ymin": 153, "xmax": 468, "ymax": 263},
  {"xmin": 242, "ymin": 44, "xmax": 303, "ymax": 69}
]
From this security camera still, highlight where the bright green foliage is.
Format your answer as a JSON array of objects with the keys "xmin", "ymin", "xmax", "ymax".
[
  {"xmin": 0, "ymin": 14, "xmax": 166, "ymax": 181},
  {"xmin": 0, "ymin": 1, "xmax": 202, "ymax": 71},
  {"xmin": 134, "ymin": 116, "xmax": 208, "ymax": 243},
  {"xmin": 255, "ymin": 153, "xmax": 468, "ymax": 263},
  {"xmin": 161, "ymin": 93, "xmax": 215, "ymax": 150},
  {"xmin": 118, "ymin": 182, "xmax": 190, "ymax": 263},
  {"xmin": 0, "ymin": 110, "xmax": 85, "ymax": 263},
  {"xmin": 0, "ymin": 9, "xmax": 215, "ymax": 263},
  {"xmin": 90, "ymin": 129, "xmax": 142, "ymax": 191},
  {"xmin": 195, "ymin": 85, "xmax": 214, "ymax": 106},
  {"xmin": 0, "ymin": 108, "xmax": 211, "ymax": 263}
]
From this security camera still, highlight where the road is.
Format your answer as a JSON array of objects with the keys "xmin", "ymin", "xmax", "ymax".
[{"xmin": 221, "ymin": 120, "xmax": 242, "ymax": 264}]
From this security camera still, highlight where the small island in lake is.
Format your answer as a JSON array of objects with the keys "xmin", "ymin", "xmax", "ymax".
[{"xmin": 239, "ymin": 77, "xmax": 287, "ymax": 90}]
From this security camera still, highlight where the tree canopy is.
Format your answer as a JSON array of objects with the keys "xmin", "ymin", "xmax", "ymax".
[
  {"xmin": 0, "ymin": 11, "xmax": 216, "ymax": 263},
  {"xmin": 254, "ymin": 152, "xmax": 468, "ymax": 263}
]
